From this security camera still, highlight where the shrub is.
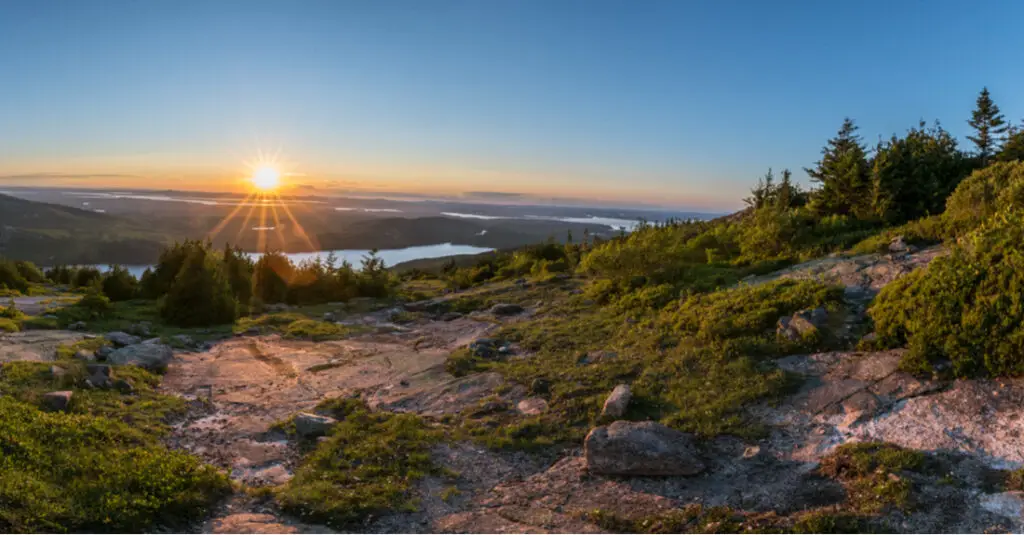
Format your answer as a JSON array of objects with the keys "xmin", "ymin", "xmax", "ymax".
[
  {"xmin": 101, "ymin": 265, "xmax": 139, "ymax": 301},
  {"xmin": 0, "ymin": 318, "xmax": 19, "ymax": 332},
  {"xmin": 159, "ymin": 247, "xmax": 237, "ymax": 327},
  {"xmin": 13, "ymin": 261, "xmax": 46, "ymax": 284},
  {"xmin": 75, "ymin": 288, "xmax": 113, "ymax": 319},
  {"xmin": 253, "ymin": 251, "xmax": 292, "ymax": 304},
  {"xmin": 870, "ymin": 210, "xmax": 1024, "ymax": 377},
  {"xmin": 0, "ymin": 260, "xmax": 29, "ymax": 294},
  {"xmin": 45, "ymin": 265, "xmax": 76, "ymax": 285},
  {"xmin": 944, "ymin": 160, "xmax": 1024, "ymax": 233}
]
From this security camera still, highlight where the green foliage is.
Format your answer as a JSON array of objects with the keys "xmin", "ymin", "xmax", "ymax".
[
  {"xmin": 13, "ymin": 261, "xmax": 46, "ymax": 284},
  {"xmin": 998, "ymin": 125, "xmax": 1024, "ymax": 162},
  {"xmin": 870, "ymin": 210, "xmax": 1024, "ymax": 377},
  {"xmin": 967, "ymin": 87, "xmax": 1009, "ymax": 164},
  {"xmin": 792, "ymin": 511, "xmax": 870, "ymax": 534},
  {"xmin": 276, "ymin": 399, "xmax": 440, "ymax": 527},
  {"xmin": 818, "ymin": 442, "xmax": 925, "ymax": 513},
  {"xmin": 0, "ymin": 396, "xmax": 229, "ymax": 532},
  {"xmin": 282, "ymin": 319, "xmax": 350, "ymax": 341},
  {"xmin": 806, "ymin": 117, "xmax": 872, "ymax": 218},
  {"xmin": 253, "ymin": 250, "xmax": 292, "ymax": 304},
  {"xmin": 943, "ymin": 160, "xmax": 1024, "ymax": 233},
  {"xmin": 848, "ymin": 215, "xmax": 948, "ymax": 255},
  {"xmin": 0, "ymin": 259, "xmax": 30, "ymax": 294},
  {"xmin": 101, "ymin": 265, "xmax": 139, "ymax": 301},
  {"xmin": 74, "ymin": 289, "xmax": 113, "ymax": 319},
  {"xmin": 221, "ymin": 244, "xmax": 254, "ymax": 307},
  {"xmin": 72, "ymin": 266, "xmax": 102, "ymax": 289},
  {"xmin": 0, "ymin": 317, "xmax": 19, "ymax": 332},
  {"xmin": 870, "ymin": 121, "xmax": 971, "ymax": 224},
  {"xmin": 44, "ymin": 265, "xmax": 76, "ymax": 285},
  {"xmin": 159, "ymin": 246, "xmax": 237, "ymax": 327}
]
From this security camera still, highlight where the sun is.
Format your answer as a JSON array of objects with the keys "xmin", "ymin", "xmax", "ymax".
[{"xmin": 251, "ymin": 166, "xmax": 281, "ymax": 191}]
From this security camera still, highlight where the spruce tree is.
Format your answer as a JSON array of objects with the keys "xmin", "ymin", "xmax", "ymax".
[
  {"xmin": 805, "ymin": 118, "xmax": 871, "ymax": 218},
  {"xmin": 160, "ymin": 247, "xmax": 237, "ymax": 327},
  {"xmin": 967, "ymin": 87, "xmax": 1008, "ymax": 165}
]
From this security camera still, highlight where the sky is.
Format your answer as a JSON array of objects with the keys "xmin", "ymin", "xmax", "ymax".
[{"xmin": 2, "ymin": 0, "xmax": 1023, "ymax": 210}]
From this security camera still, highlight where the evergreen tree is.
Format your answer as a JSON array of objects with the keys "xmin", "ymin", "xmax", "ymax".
[
  {"xmin": 744, "ymin": 168, "xmax": 774, "ymax": 209},
  {"xmin": 871, "ymin": 121, "xmax": 969, "ymax": 223},
  {"xmin": 805, "ymin": 118, "xmax": 872, "ymax": 218},
  {"xmin": 776, "ymin": 169, "xmax": 795, "ymax": 210},
  {"xmin": 159, "ymin": 247, "xmax": 237, "ymax": 327},
  {"xmin": 253, "ymin": 250, "xmax": 291, "ymax": 304},
  {"xmin": 997, "ymin": 123, "xmax": 1024, "ymax": 162},
  {"xmin": 967, "ymin": 87, "xmax": 1008, "ymax": 165}
]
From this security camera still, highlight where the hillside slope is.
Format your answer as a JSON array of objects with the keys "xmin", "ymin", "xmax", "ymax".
[{"xmin": 0, "ymin": 194, "xmax": 173, "ymax": 265}]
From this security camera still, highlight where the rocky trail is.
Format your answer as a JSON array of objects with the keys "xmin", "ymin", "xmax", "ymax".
[{"xmin": 7, "ymin": 244, "xmax": 1024, "ymax": 532}]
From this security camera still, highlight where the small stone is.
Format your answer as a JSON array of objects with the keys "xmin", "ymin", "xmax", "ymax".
[
  {"xmin": 530, "ymin": 378, "xmax": 551, "ymax": 395},
  {"xmin": 49, "ymin": 365, "xmax": 66, "ymax": 379},
  {"xmin": 42, "ymin": 391, "xmax": 73, "ymax": 411},
  {"xmin": 86, "ymin": 373, "xmax": 114, "ymax": 389},
  {"xmin": 743, "ymin": 445, "xmax": 762, "ymax": 459},
  {"xmin": 73, "ymin": 349, "xmax": 95, "ymax": 362},
  {"xmin": 517, "ymin": 397, "xmax": 548, "ymax": 416},
  {"xmin": 601, "ymin": 384, "xmax": 632, "ymax": 419},
  {"xmin": 294, "ymin": 412, "xmax": 338, "ymax": 438},
  {"xmin": 323, "ymin": 312, "xmax": 335, "ymax": 322},
  {"xmin": 489, "ymin": 303, "xmax": 525, "ymax": 316},
  {"xmin": 107, "ymin": 344, "xmax": 173, "ymax": 372}
]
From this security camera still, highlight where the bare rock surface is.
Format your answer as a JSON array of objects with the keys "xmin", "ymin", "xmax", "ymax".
[
  {"xmin": 600, "ymin": 384, "xmax": 631, "ymax": 419},
  {"xmin": 0, "ymin": 330, "xmax": 86, "ymax": 363}
]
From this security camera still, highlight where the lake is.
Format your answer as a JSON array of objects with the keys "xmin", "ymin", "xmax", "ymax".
[{"xmin": 84, "ymin": 243, "xmax": 494, "ymax": 279}]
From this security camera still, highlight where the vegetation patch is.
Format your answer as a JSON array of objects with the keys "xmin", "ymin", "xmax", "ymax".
[
  {"xmin": 276, "ymin": 398, "xmax": 441, "ymax": 528},
  {"xmin": 819, "ymin": 442, "xmax": 926, "ymax": 514},
  {"xmin": 870, "ymin": 210, "xmax": 1024, "ymax": 377}
]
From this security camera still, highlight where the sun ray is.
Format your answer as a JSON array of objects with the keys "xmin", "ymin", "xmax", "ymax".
[
  {"xmin": 277, "ymin": 196, "xmax": 319, "ymax": 252},
  {"xmin": 256, "ymin": 194, "xmax": 268, "ymax": 253},
  {"xmin": 207, "ymin": 190, "xmax": 259, "ymax": 243},
  {"xmin": 233, "ymin": 200, "xmax": 260, "ymax": 245}
]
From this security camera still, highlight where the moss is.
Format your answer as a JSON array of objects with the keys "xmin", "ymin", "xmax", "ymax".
[
  {"xmin": 791, "ymin": 510, "xmax": 871, "ymax": 533},
  {"xmin": 819, "ymin": 442, "xmax": 926, "ymax": 513},
  {"xmin": 282, "ymin": 319, "xmax": 350, "ymax": 341},
  {"xmin": 276, "ymin": 399, "xmax": 441, "ymax": 527}
]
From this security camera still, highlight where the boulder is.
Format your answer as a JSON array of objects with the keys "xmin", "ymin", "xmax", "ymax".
[
  {"xmin": 777, "ymin": 307, "xmax": 829, "ymax": 342},
  {"xmin": 128, "ymin": 323, "xmax": 151, "ymax": 337},
  {"xmin": 95, "ymin": 345, "xmax": 113, "ymax": 360},
  {"xmin": 490, "ymin": 303, "xmax": 524, "ymax": 316},
  {"xmin": 87, "ymin": 363, "xmax": 112, "ymax": 377},
  {"xmin": 889, "ymin": 235, "xmax": 911, "ymax": 254},
  {"xmin": 42, "ymin": 391, "xmax": 73, "ymax": 412},
  {"xmin": 530, "ymin": 378, "xmax": 551, "ymax": 395},
  {"xmin": 85, "ymin": 373, "xmax": 113, "ymax": 389},
  {"xmin": 106, "ymin": 331, "xmax": 141, "ymax": 348},
  {"xmin": 323, "ymin": 312, "xmax": 335, "ymax": 322},
  {"xmin": 107, "ymin": 343, "xmax": 173, "ymax": 372},
  {"xmin": 49, "ymin": 365, "xmax": 66, "ymax": 379},
  {"xmin": 601, "ymin": 384, "xmax": 632, "ymax": 419},
  {"xmin": 294, "ymin": 412, "xmax": 337, "ymax": 438},
  {"xmin": 585, "ymin": 421, "xmax": 705, "ymax": 476}
]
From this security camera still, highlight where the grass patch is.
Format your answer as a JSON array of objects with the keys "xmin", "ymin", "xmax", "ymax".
[
  {"xmin": 276, "ymin": 398, "xmax": 441, "ymax": 528},
  {"xmin": 818, "ymin": 442, "xmax": 926, "ymax": 513},
  {"xmin": 450, "ymin": 279, "xmax": 837, "ymax": 449}
]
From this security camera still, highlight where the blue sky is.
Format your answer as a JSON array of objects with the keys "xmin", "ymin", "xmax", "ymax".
[{"xmin": 2, "ymin": 0, "xmax": 1023, "ymax": 209}]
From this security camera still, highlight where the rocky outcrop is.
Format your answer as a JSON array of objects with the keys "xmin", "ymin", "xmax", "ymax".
[
  {"xmin": 107, "ymin": 343, "xmax": 173, "ymax": 371},
  {"xmin": 294, "ymin": 413, "xmax": 337, "ymax": 438},
  {"xmin": 585, "ymin": 421, "xmax": 705, "ymax": 476},
  {"xmin": 601, "ymin": 384, "xmax": 632, "ymax": 419}
]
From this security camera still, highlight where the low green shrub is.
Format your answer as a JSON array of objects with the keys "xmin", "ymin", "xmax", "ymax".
[
  {"xmin": 0, "ymin": 318, "xmax": 19, "ymax": 332},
  {"xmin": 870, "ymin": 210, "xmax": 1024, "ymax": 377},
  {"xmin": 101, "ymin": 265, "xmax": 139, "ymax": 301}
]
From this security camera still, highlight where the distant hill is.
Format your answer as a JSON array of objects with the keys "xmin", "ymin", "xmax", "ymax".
[{"xmin": 0, "ymin": 194, "xmax": 173, "ymax": 265}]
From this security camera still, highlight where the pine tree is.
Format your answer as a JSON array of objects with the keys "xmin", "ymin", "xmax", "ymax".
[
  {"xmin": 805, "ymin": 118, "xmax": 872, "ymax": 218},
  {"xmin": 160, "ymin": 247, "xmax": 237, "ymax": 327},
  {"xmin": 776, "ymin": 168, "xmax": 794, "ymax": 210},
  {"xmin": 967, "ymin": 87, "xmax": 1008, "ymax": 165}
]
